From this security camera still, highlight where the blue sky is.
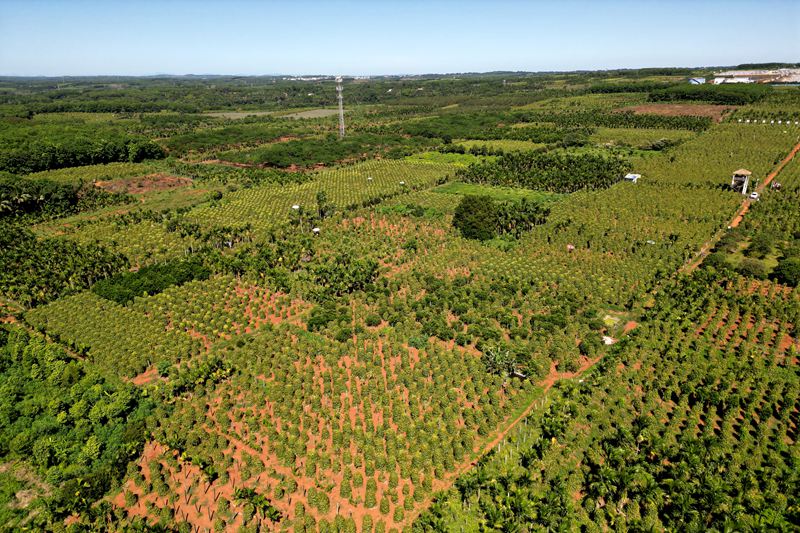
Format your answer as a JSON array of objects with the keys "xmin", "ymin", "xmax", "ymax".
[{"xmin": 0, "ymin": 0, "xmax": 797, "ymax": 76}]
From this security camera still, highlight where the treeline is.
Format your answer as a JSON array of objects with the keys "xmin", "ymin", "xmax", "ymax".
[
  {"xmin": 217, "ymin": 133, "xmax": 438, "ymax": 168},
  {"xmin": 457, "ymin": 151, "xmax": 631, "ymax": 193},
  {"xmin": 584, "ymin": 81, "xmax": 675, "ymax": 94},
  {"xmin": 518, "ymin": 110, "xmax": 712, "ymax": 131},
  {"xmin": 165, "ymin": 160, "xmax": 309, "ymax": 187},
  {"xmin": 0, "ymin": 222, "xmax": 127, "ymax": 307},
  {"xmin": 92, "ymin": 258, "xmax": 211, "ymax": 305},
  {"xmin": 0, "ymin": 174, "xmax": 130, "ymax": 220},
  {"xmin": 0, "ymin": 121, "xmax": 165, "ymax": 174},
  {"xmin": 649, "ymin": 84, "xmax": 771, "ymax": 105}
]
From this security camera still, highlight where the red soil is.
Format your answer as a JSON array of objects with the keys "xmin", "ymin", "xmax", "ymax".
[
  {"xmin": 95, "ymin": 174, "xmax": 192, "ymax": 194},
  {"xmin": 616, "ymin": 103, "xmax": 737, "ymax": 123},
  {"xmin": 622, "ymin": 321, "xmax": 638, "ymax": 334},
  {"xmin": 129, "ymin": 366, "xmax": 160, "ymax": 386}
]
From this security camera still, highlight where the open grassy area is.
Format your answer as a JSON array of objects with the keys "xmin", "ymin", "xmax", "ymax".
[
  {"xmin": 456, "ymin": 139, "xmax": 548, "ymax": 152},
  {"xmin": 432, "ymin": 181, "xmax": 563, "ymax": 203}
]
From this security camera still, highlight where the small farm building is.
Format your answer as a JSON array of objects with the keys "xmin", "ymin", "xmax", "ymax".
[
  {"xmin": 731, "ymin": 169, "xmax": 751, "ymax": 195},
  {"xmin": 689, "ymin": 77, "xmax": 706, "ymax": 84},
  {"xmin": 623, "ymin": 173, "xmax": 640, "ymax": 183}
]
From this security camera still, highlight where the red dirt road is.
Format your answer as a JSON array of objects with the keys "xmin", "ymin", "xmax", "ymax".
[{"xmin": 682, "ymin": 139, "xmax": 800, "ymax": 274}]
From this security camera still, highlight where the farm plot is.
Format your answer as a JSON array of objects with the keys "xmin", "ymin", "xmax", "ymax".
[
  {"xmin": 25, "ymin": 291, "xmax": 203, "ymax": 378},
  {"xmin": 120, "ymin": 322, "xmax": 536, "ymax": 532},
  {"xmin": 432, "ymin": 181, "xmax": 562, "ymax": 204},
  {"xmin": 617, "ymin": 102, "xmax": 738, "ymax": 122},
  {"xmin": 456, "ymin": 139, "xmax": 548, "ymax": 152},
  {"xmin": 61, "ymin": 219, "xmax": 200, "ymax": 267},
  {"xmin": 635, "ymin": 123, "xmax": 800, "ymax": 187},
  {"xmin": 589, "ymin": 126, "xmax": 695, "ymax": 148},
  {"xmin": 184, "ymin": 159, "xmax": 455, "ymax": 232},
  {"xmin": 383, "ymin": 190, "xmax": 464, "ymax": 213},
  {"xmin": 422, "ymin": 270, "xmax": 800, "ymax": 530},
  {"xmin": 131, "ymin": 274, "xmax": 310, "ymax": 348}
]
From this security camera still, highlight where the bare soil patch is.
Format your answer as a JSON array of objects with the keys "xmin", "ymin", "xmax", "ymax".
[
  {"xmin": 129, "ymin": 366, "xmax": 161, "ymax": 386},
  {"xmin": 95, "ymin": 174, "xmax": 193, "ymax": 195},
  {"xmin": 623, "ymin": 321, "xmax": 638, "ymax": 334},
  {"xmin": 616, "ymin": 103, "xmax": 737, "ymax": 122}
]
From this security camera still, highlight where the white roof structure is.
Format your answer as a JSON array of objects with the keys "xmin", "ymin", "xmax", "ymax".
[{"xmin": 624, "ymin": 173, "xmax": 640, "ymax": 183}]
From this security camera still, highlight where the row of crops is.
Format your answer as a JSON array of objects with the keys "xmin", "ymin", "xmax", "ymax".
[
  {"xmin": 419, "ymin": 270, "xmax": 799, "ymax": 530},
  {"xmin": 184, "ymin": 159, "xmax": 455, "ymax": 233},
  {"xmin": 25, "ymin": 292, "xmax": 203, "ymax": 378}
]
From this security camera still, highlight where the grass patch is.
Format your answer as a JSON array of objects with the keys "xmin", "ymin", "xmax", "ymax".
[
  {"xmin": 404, "ymin": 151, "xmax": 490, "ymax": 166},
  {"xmin": 456, "ymin": 139, "xmax": 548, "ymax": 152},
  {"xmin": 433, "ymin": 182, "xmax": 562, "ymax": 203}
]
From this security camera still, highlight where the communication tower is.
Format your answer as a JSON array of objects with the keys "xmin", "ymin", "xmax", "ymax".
[{"xmin": 336, "ymin": 76, "xmax": 345, "ymax": 139}]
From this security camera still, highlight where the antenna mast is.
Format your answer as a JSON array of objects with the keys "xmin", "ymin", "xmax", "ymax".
[{"xmin": 336, "ymin": 76, "xmax": 345, "ymax": 139}]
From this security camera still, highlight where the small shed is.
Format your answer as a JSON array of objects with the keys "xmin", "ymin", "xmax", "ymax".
[
  {"xmin": 689, "ymin": 77, "xmax": 706, "ymax": 85},
  {"xmin": 731, "ymin": 169, "xmax": 751, "ymax": 195},
  {"xmin": 623, "ymin": 173, "xmax": 640, "ymax": 183}
]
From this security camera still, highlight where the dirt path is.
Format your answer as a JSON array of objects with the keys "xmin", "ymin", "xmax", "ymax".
[
  {"xmin": 681, "ymin": 139, "xmax": 800, "ymax": 274},
  {"xmin": 409, "ymin": 355, "xmax": 604, "ymax": 526}
]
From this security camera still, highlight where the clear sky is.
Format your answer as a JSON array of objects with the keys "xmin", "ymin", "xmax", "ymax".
[{"xmin": 0, "ymin": 0, "xmax": 797, "ymax": 76}]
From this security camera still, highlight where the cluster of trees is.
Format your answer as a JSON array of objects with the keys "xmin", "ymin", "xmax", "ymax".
[
  {"xmin": 649, "ymin": 83, "xmax": 771, "ymax": 105},
  {"xmin": 0, "ymin": 121, "xmax": 165, "ymax": 174},
  {"xmin": 0, "ymin": 327, "xmax": 153, "ymax": 524},
  {"xmin": 452, "ymin": 195, "xmax": 550, "ymax": 241},
  {"xmin": 0, "ymin": 174, "xmax": 130, "ymax": 220},
  {"xmin": 165, "ymin": 160, "xmax": 308, "ymax": 187},
  {"xmin": 91, "ymin": 257, "xmax": 211, "ymax": 304},
  {"xmin": 161, "ymin": 121, "xmax": 296, "ymax": 156},
  {"xmin": 0, "ymin": 222, "xmax": 127, "ymax": 307},
  {"xmin": 457, "ymin": 150, "xmax": 631, "ymax": 193}
]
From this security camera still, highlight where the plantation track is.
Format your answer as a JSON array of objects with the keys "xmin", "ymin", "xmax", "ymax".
[
  {"xmin": 406, "ymin": 355, "xmax": 607, "ymax": 526},
  {"xmin": 681, "ymin": 139, "xmax": 800, "ymax": 274}
]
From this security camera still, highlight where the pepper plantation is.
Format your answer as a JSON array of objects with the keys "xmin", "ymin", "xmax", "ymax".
[{"xmin": 0, "ymin": 72, "xmax": 799, "ymax": 532}]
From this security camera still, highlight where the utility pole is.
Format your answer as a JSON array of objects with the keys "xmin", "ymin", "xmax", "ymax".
[{"xmin": 336, "ymin": 76, "xmax": 345, "ymax": 139}]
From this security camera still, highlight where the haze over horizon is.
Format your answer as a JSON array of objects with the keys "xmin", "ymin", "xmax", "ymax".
[{"xmin": 1, "ymin": 0, "xmax": 798, "ymax": 77}]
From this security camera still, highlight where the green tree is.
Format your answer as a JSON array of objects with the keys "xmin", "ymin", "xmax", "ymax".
[
  {"xmin": 452, "ymin": 195, "xmax": 498, "ymax": 241},
  {"xmin": 772, "ymin": 256, "xmax": 800, "ymax": 286}
]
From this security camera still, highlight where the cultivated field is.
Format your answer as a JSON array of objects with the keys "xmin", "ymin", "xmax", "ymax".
[{"xmin": 1, "ymin": 72, "xmax": 799, "ymax": 532}]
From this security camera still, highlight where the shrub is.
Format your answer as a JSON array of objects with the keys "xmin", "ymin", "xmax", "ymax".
[{"xmin": 737, "ymin": 258, "xmax": 769, "ymax": 279}]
